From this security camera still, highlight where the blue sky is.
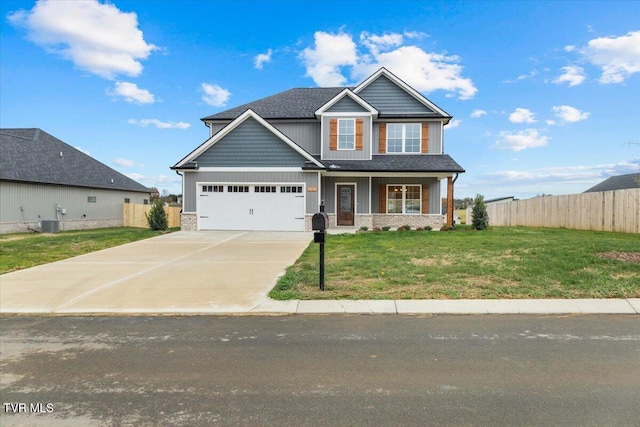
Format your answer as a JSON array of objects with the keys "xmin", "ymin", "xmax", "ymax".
[{"xmin": 1, "ymin": 0, "xmax": 639, "ymax": 199}]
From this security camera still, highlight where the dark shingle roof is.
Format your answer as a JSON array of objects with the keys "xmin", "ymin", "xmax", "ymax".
[
  {"xmin": 203, "ymin": 88, "xmax": 346, "ymax": 121},
  {"xmin": 0, "ymin": 128, "xmax": 149, "ymax": 193},
  {"xmin": 584, "ymin": 173, "xmax": 640, "ymax": 192},
  {"xmin": 305, "ymin": 155, "xmax": 465, "ymax": 173}
]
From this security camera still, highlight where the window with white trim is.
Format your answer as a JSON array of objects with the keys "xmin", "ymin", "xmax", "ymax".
[
  {"xmin": 387, "ymin": 123, "xmax": 421, "ymax": 153},
  {"xmin": 227, "ymin": 185, "xmax": 249, "ymax": 193},
  {"xmin": 387, "ymin": 185, "xmax": 421, "ymax": 214},
  {"xmin": 255, "ymin": 186, "xmax": 277, "ymax": 193},
  {"xmin": 202, "ymin": 185, "xmax": 224, "ymax": 193},
  {"xmin": 338, "ymin": 118, "xmax": 355, "ymax": 150},
  {"xmin": 281, "ymin": 186, "xmax": 303, "ymax": 193}
]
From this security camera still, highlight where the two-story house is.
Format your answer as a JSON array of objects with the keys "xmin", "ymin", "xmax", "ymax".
[{"xmin": 172, "ymin": 68, "xmax": 464, "ymax": 232}]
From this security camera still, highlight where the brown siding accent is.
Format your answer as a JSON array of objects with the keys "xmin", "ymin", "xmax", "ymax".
[
  {"xmin": 379, "ymin": 184, "xmax": 387, "ymax": 214},
  {"xmin": 378, "ymin": 123, "xmax": 386, "ymax": 154},
  {"xmin": 421, "ymin": 184, "xmax": 430, "ymax": 214},
  {"xmin": 355, "ymin": 119, "xmax": 363, "ymax": 151},
  {"xmin": 329, "ymin": 118, "xmax": 337, "ymax": 151},
  {"xmin": 421, "ymin": 123, "xmax": 429, "ymax": 153}
]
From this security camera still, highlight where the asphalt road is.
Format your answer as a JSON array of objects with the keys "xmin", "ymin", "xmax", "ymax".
[{"xmin": 1, "ymin": 315, "xmax": 639, "ymax": 426}]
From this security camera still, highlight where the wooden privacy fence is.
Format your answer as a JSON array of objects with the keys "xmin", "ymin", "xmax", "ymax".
[
  {"xmin": 469, "ymin": 189, "xmax": 639, "ymax": 233},
  {"xmin": 123, "ymin": 203, "xmax": 181, "ymax": 228}
]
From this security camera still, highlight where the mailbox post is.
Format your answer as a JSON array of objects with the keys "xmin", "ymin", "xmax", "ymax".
[{"xmin": 312, "ymin": 204, "xmax": 328, "ymax": 291}]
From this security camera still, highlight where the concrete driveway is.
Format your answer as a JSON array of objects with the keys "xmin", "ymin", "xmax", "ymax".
[{"xmin": 0, "ymin": 231, "xmax": 312, "ymax": 314}]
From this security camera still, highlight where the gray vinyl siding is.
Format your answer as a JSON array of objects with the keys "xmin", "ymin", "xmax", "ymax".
[
  {"xmin": 195, "ymin": 118, "xmax": 308, "ymax": 167},
  {"xmin": 0, "ymin": 181, "xmax": 148, "ymax": 223},
  {"xmin": 322, "ymin": 115, "xmax": 371, "ymax": 160},
  {"xmin": 183, "ymin": 171, "xmax": 320, "ymax": 214},
  {"xmin": 326, "ymin": 96, "xmax": 369, "ymax": 112},
  {"xmin": 371, "ymin": 177, "xmax": 440, "ymax": 214},
  {"xmin": 207, "ymin": 122, "xmax": 229, "ymax": 137},
  {"xmin": 358, "ymin": 75, "xmax": 434, "ymax": 114},
  {"xmin": 322, "ymin": 177, "xmax": 370, "ymax": 214},
  {"xmin": 272, "ymin": 122, "xmax": 321, "ymax": 155},
  {"xmin": 372, "ymin": 121, "xmax": 442, "ymax": 154}
]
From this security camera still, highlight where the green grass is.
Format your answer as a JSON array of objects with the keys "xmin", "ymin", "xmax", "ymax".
[
  {"xmin": 270, "ymin": 226, "xmax": 640, "ymax": 300},
  {"xmin": 0, "ymin": 227, "xmax": 175, "ymax": 274}
]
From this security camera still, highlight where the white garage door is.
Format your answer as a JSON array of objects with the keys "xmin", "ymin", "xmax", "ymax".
[{"xmin": 197, "ymin": 183, "xmax": 306, "ymax": 231}]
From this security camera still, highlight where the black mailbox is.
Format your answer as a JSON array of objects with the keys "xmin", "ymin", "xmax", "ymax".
[{"xmin": 312, "ymin": 212, "xmax": 328, "ymax": 231}]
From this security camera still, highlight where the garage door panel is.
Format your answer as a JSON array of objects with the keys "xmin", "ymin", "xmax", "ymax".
[{"xmin": 197, "ymin": 183, "xmax": 305, "ymax": 231}]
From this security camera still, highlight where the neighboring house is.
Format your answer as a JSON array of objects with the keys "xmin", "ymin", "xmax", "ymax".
[
  {"xmin": 584, "ymin": 173, "xmax": 640, "ymax": 193},
  {"xmin": 0, "ymin": 128, "xmax": 150, "ymax": 234},
  {"xmin": 172, "ymin": 68, "xmax": 464, "ymax": 232},
  {"xmin": 485, "ymin": 196, "xmax": 516, "ymax": 205}
]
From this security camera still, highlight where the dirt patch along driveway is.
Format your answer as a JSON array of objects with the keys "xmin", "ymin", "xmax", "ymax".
[{"xmin": 0, "ymin": 231, "xmax": 311, "ymax": 314}]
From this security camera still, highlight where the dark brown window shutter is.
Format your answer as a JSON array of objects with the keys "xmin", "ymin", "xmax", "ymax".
[
  {"xmin": 421, "ymin": 184, "xmax": 430, "ymax": 214},
  {"xmin": 329, "ymin": 119, "xmax": 338, "ymax": 150},
  {"xmin": 421, "ymin": 123, "xmax": 429, "ymax": 153},
  {"xmin": 379, "ymin": 184, "xmax": 387, "ymax": 213},
  {"xmin": 379, "ymin": 123, "xmax": 386, "ymax": 154},
  {"xmin": 355, "ymin": 119, "xmax": 364, "ymax": 151}
]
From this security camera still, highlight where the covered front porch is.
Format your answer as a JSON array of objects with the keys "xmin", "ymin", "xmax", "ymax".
[{"xmin": 319, "ymin": 173, "xmax": 456, "ymax": 230}]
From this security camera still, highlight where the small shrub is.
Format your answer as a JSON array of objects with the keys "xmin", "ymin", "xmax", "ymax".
[
  {"xmin": 372, "ymin": 227, "xmax": 382, "ymax": 232},
  {"xmin": 424, "ymin": 225, "xmax": 433, "ymax": 231},
  {"xmin": 397, "ymin": 225, "xmax": 411, "ymax": 231},
  {"xmin": 471, "ymin": 194, "xmax": 489, "ymax": 231},
  {"xmin": 146, "ymin": 200, "xmax": 168, "ymax": 231},
  {"xmin": 382, "ymin": 226, "xmax": 390, "ymax": 231},
  {"xmin": 415, "ymin": 227, "xmax": 424, "ymax": 231},
  {"xmin": 359, "ymin": 226, "xmax": 369, "ymax": 232}
]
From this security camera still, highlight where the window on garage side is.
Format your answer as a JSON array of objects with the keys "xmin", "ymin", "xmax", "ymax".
[
  {"xmin": 280, "ymin": 186, "xmax": 303, "ymax": 193},
  {"xmin": 202, "ymin": 185, "xmax": 224, "ymax": 192},
  {"xmin": 255, "ymin": 186, "xmax": 277, "ymax": 193},
  {"xmin": 228, "ymin": 185, "xmax": 249, "ymax": 193}
]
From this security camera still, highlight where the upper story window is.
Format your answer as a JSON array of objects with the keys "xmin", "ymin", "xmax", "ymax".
[
  {"xmin": 387, "ymin": 123, "xmax": 421, "ymax": 153},
  {"xmin": 338, "ymin": 119, "xmax": 355, "ymax": 150}
]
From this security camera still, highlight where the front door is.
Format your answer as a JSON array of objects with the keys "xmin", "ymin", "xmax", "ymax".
[{"xmin": 337, "ymin": 185, "xmax": 355, "ymax": 226}]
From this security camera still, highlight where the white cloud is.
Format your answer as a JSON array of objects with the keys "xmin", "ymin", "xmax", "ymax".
[
  {"xmin": 127, "ymin": 119, "xmax": 190, "ymax": 129},
  {"xmin": 509, "ymin": 108, "xmax": 537, "ymax": 124},
  {"xmin": 493, "ymin": 129, "xmax": 550, "ymax": 152},
  {"xmin": 553, "ymin": 65, "xmax": 586, "ymax": 87},
  {"xmin": 254, "ymin": 49, "xmax": 273, "ymax": 69},
  {"xmin": 564, "ymin": 45, "xmax": 576, "ymax": 53},
  {"xmin": 300, "ymin": 30, "xmax": 477, "ymax": 99},
  {"xmin": 125, "ymin": 173, "xmax": 181, "ymax": 193},
  {"xmin": 446, "ymin": 119, "xmax": 461, "ymax": 129},
  {"xmin": 487, "ymin": 159, "xmax": 640, "ymax": 184},
  {"xmin": 113, "ymin": 158, "xmax": 145, "ymax": 167},
  {"xmin": 201, "ymin": 83, "xmax": 231, "ymax": 107},
  {"xmin": 300, "ymin": 31, "xmax": 358, "ymax": 86},
  {"xmin": 471, "ymin": 109, "xmax": 487, "ymax": 118},
  {"xmin": 581, "ymin": 31, "xmax": 640, "ymax": 84},
  {"xmin": 107, "ymin": 81, "xmax": 155, "ymax": 104},
  {"xmin": 74, "ymin": 146, "xmax": 90, "ymax": 156},
  {"xmin": 551, "ymin": 105, "xmax": 590, "ymax": 123},
  {"xmin": 7, "ymin": 0, "xmax": 157, "ymax": 79}
]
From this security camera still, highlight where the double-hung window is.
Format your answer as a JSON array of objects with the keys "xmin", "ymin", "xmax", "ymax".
[
  {"xmin": 387, "ymin": 123, "xmax": 421, "ymax": 153},
  {"xmin": 338, "ymin": 119, "xmax": 355, "ymax": 150},
  {"xmin": 387, "ymin": 185, "xmax": 421, "ymax": 214}
]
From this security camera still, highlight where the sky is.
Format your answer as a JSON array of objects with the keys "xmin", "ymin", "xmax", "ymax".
[{"xmin": 1, "ymin": 0, "xmax": 639, "ymax": 200}]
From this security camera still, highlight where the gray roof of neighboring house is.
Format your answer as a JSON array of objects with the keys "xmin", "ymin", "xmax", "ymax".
[
  {"xmin": 203, "ymin": 88, "xmax": 347, "ymax": 121},
  {"xmin": 584, "ymin": 173, "xmax": 640, "ymax": 192},
  {"xmin": 305, "ymin": 155, "xmax": 465, "ymax": 173},
  {"xmin": 0, "ymin": 128, "xmax": 150, "ymax": 193}
]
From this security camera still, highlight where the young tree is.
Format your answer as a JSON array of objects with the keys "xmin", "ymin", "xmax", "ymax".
[
  {"xmin": 471, "ymin": 194, "xmax": 489, "ymax": 230},
  {"xmin": 146, "ymin": 199, "xmax": 168, "ymax": 231}
]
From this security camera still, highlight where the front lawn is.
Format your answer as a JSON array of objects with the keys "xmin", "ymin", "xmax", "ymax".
[
  {"xmin": 270, "ymin": 226, "xmax": 640, "ymax": 300},
  {"xmin": 0, "ymin": 227, "xmax": 174, "ymax": 274}
]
